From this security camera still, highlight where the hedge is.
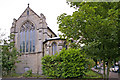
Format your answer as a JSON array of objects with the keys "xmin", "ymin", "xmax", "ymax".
[{"xmin": 42, "ymin": 48, "xmax": 89, "ymax": 78}]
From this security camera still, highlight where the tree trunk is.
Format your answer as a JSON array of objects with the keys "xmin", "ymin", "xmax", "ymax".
[
  {"xmin": 107, "ymin": 59, "xmax": 111, "ymax": 79},
  {"xmin": 103, "ymin": 59, "xmax": 106, "ymax": 78},
  {"xmin": 95, "ymin": 59, "xmax": 97, "ymax": 69}
]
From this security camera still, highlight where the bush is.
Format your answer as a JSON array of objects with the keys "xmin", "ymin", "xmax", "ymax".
[
  {"xmin": 87, "ymin": 58, "xmax": 95, "ymax": 70},
  {"xmin": 42, "ymin": 48, "xmax": 89, "ymax": 78},
  {"xmin": 22, "ymin": 70, "xmax": 32, "ymax": 77}
]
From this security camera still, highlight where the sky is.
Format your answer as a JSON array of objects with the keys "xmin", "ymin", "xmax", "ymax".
[{"xmin": 0, "ymin": 0, "xmax": 75, "ymax": 39}]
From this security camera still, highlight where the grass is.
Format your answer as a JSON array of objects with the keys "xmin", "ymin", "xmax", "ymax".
[
  {"xmin": 3, "ymin": 70, "xmax": 103, "ymax": 79},
  {"xmin": 3, "ymin": 73, "xmax": 22, "ymax": 78},
  {"xmin": 3, "ymin": 73, "xmax": 46, "ymax": 78},
  {"xmin": 45, "ymin": 70, "xmax": 103, "ymax": 79},
  {"xmin": 84, "ymin": 70, "xmax": 103, "ymax": 78}
]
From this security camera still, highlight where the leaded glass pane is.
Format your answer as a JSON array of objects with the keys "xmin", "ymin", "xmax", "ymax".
[
  {"xmin": 23, "ymin": 30, "xmax": 25, "ymax": 41},
  {"xmin": 33, "ymin": 41, "xmax": 35, "ymax": 52},
  {"xmin": 55, "ymin": 43, "xmax": 57, "ymax": 52},
  {"xmin": 30, "ymin": 41, "xmax": 32, "ymax": 52},
  {"xmin": 27, "ymin": 10, "xmax": 29, "ymax": 15},
  {"xmin": 26, "ymin": 30, "xmax": 29, "ymax": 52},
  {"xmin": 23, "ymin": 31, "xmax": 25, "ymax": 52},
  {"xmin": 52, "ymin": 43, "xmax": 57, "ymax": 55},
  {"xmin": 26, "ymin": 41, "xmax": 28, "ymax": 52},
  {"xmin": 30, "ymin": 31, "xmax": 32, "ymax": 52},
  {"xmin": 33, "ymin": 29, "xmax": 35, "ymax": 52},
  {"xmin": 23, "ymin": 41, "xmax": 25, "ymax": 52}
]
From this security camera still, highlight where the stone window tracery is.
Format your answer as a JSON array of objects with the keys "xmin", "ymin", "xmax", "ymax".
[{"xmin": 20, "ymin": 21, "xmax": 35, "ymax": 53}]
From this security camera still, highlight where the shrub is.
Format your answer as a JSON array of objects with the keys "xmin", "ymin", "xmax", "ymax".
[
  {"xmin": 42, "ymin": 48, "xmax": 89, "ymax": 78},
  {"xmin": 87, "ymin": 58, "xmax": 95, "ymax": 70},
  {"xmin": 22, "ymin": 70, "xmax": 32, "ymax": 77}
]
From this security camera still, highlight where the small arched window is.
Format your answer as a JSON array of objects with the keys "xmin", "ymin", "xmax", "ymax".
[
  {"xmin": 27, "ymin": 10, "xmax": 29, "ymax": 15},
  {"xmin": 52, "ymin": 42, "xmax": 57, "ymax": 55},
  {"xmin": 20, "ymin": 21, "xmax": 35, "ymax": 53}
]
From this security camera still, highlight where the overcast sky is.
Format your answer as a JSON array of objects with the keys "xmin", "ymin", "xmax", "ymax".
[{"xmin": 0, "ymin": 0, "xmax": 75, "ymax": 39}]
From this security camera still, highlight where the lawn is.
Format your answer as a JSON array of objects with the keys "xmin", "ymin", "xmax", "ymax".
[
  {"xmin": 3, "ymin": 70, "xmax": 103, "ymax": 79},
  {"xmin": 84, "ymin": 70, "xmax": 103, "ymax": 78},
  {"xmin": 3, "ymin": 73, "xmax": 46, "ymax": 78}
]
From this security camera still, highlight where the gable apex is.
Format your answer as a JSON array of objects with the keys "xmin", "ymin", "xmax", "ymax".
[
  {"xmin": 17, "ymin": 5, "xmax": 41, "ymax": 21},
  {"xmin": 15, "ymin": 4, "xmax": 57, "ymax": 38}
]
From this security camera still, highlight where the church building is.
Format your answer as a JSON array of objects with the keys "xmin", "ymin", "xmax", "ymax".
[{"xmin": 10, "ymin": 4, "xmax": 66, "ymax": 74}]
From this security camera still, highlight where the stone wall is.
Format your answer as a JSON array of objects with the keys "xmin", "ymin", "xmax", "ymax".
[{"xmin": 15, "ymin": 53, "xmax": 43, "ymax": 74}]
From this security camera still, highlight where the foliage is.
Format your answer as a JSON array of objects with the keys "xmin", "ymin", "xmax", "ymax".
[
  {"xmin": 0, "ymin": 46, "xmax": 2, "ymax": 78},
  {"xmin": 0, "ymin": 28, "xmax": 5, "ymax": 44},
  {"xmin": 2, "ymin": 34, "xmax": 20, "ymax": 76},
  {"xmin": 57, "ymin": 2, "xmax": 120, "ymax": 78},
  {"xmin": 22, "ymin": 70, "xmax": 32, "ymax": 77},
  {"xmin": 0, "ymin": 28, "xmax": 6, "ymax": 77},
  {"xmin": 3, "ymin": 73, "xmax": 21, "ymax": 77},
  {"xmin": 42, "ymin": 48, "xmax": 89, "ymax": 78},
  {"xmin": 87, "ymin": 58, "xmax": 95, "ymax": 70}
]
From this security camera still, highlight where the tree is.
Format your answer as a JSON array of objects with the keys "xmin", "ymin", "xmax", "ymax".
[
  {"xmin": 0, "ymin": 28, "xmax": 5, "ymax": 77},
  {"xmin": 57, "ymin": 2, "xmax": 120, "ymax": 78},
  {"xmin": 0, "ymin": 45, "xmax": 2, "ymax": 78},
  {"xmin": 2, "ymin": 34, "xmax": 20, "ymax": 75}
]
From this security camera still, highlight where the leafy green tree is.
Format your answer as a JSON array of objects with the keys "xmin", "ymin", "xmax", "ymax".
[
  {"xmin": 0, "ymin": 28, "xmax": 5, "ymax": 77},
  {"xmin": 0, "ymin": 48, "xmax": 1, "ymax": 77},
  {"xmin": 57, "ymin": 2, "xmax": 119, "ymax": 78},
  {"xmin": 0, "ymin": 29, "xmax": 5, "ymax": 44},
  {"xmin": 2, "ymin": 34, "xmax": 20, "ymax": 76}
]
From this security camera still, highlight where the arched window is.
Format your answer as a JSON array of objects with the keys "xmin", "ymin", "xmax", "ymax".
[
  {"xmin": 20, "ymin": 21, "xmax": 35, "ymax": 53},
  {"xmin": 52, "ymin": 42, "xmax": 57, "ymax": 55}
]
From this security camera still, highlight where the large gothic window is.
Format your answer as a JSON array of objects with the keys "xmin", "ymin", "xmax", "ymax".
[
  {"xmin": 52, "ymin": 42, "xmax": 57, "ymax": 55},
  {"xmin": 20, "ymin": 21, "xmax": 35, "ymax": 53}
]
